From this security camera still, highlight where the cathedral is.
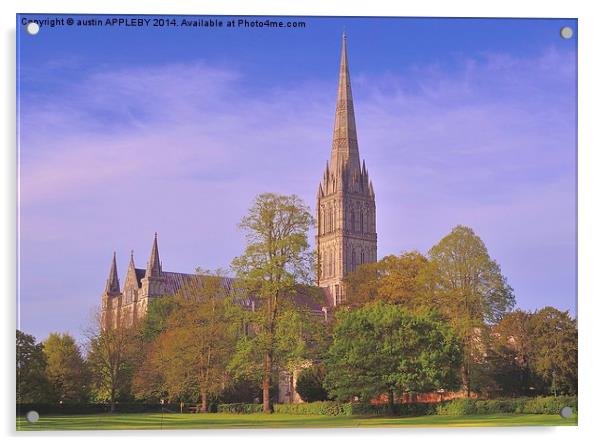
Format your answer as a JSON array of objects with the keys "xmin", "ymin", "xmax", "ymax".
[{"xmin": 101, "ymin": 33, "xmax": 377, "ymax": 326}]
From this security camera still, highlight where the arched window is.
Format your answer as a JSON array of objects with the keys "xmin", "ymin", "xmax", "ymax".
[
  {"xmin": 351, "ymin": 249, "xmax": 356, "ymax": 272},
  {"xmin": 350, "ymin": 207, "xmax": 355, "ymax": 233},
  {"xmin": 329, "ymin": 207, "xmax": 333, "ymax": 232},
  {"xmin": 361, "ymin": 250, "xmax": 365, "ymax": 264}
]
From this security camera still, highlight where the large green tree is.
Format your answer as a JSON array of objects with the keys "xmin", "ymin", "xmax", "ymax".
[
  {"xmin": 324, "ymin": 302, "xmax": 462, "ymax": 413},
  {"xmin": 43, "ymin": 332, "xmax": 89, "ymax": 403},
  {"xmin": 426, "ymin": 225, "xmax": 515, "ymax": 395},
  {"xmin": 230, "ymin": 193, "xmax": 315, "ymax": 413},
  {"xmin": 16, "ymin": 330, "xmax": 52, "ymax": 404},
  {"xmin": 530, "ymin": 307, "xmax": 577, "ymax": 395}
]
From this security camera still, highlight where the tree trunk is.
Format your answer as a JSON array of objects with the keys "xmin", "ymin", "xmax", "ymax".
[
  {"xmin": 387, "ymin": 389, "xmax": 395, "ymax": 415},
  {"xmin": 201, "ymin": 391, "xmax": 208, "ymax": 413},
  {"xmin": 110, "ymin": 386, "xmax": 116, "ymax": 413},
  {"xmin": 262, "ymin": 352, "xmax": 273, "ymax": 414}
]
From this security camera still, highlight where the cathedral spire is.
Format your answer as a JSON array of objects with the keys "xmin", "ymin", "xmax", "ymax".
[
  {"xmin": 146, "ymin": 232, "xmax": 161, "ymax": 277},
  {"xmin": 105, "ymin": 251, "xmax": 120, "ymax": 295},
  {"xmin": 331, "ymin": 32, "xmax": 360, "ymax": 172}
]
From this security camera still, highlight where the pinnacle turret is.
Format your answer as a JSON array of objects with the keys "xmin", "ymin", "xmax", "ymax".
[
  {"xmin": 105, "ymin": 251, "xmax": 120, "ymax": 295},
  {"xmin": 146, "ymin": 233, "xmax": 162, "ymax": 277}
]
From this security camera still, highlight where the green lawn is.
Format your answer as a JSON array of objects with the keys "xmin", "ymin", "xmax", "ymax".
[{"xmin": 16, "ymin": 412, "xmax": 577, "ymax": 431}]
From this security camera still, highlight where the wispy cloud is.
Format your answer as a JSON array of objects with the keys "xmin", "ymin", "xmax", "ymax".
[{"xmin": 18, "ymin": 46, "xmax": 576, "ymax": 340}]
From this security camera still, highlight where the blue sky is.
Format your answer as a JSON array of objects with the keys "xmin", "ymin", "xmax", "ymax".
[{"xmin": 17, "ymin": 15, "xmax": 577, "ymax": 342}]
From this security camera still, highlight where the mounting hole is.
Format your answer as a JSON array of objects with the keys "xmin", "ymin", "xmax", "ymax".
[
  {"xmin": 560, "ymin": 406, "xmax": 573, "ymax": 418},
  {"xmin": 26, "ymin": 410, "xmax": 40, "ymax": 423},
  {"xmin": 560, "ymin": 26, "xmax": 573, "ymax": 40},
  {"xmin": 25, "ymin": 22, "xmax": 40, "ymax": 36}
]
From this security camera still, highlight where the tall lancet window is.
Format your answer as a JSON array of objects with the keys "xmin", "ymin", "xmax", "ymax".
[
  {"xmin": 350, "ymin": 207, "xmax": 355, "ymax": 233},
  {"xmin": 351, "ymin": 248, "xmax": 356, "ymax": 272},
  {"xmin": 360, "ymin": 211, "xmax": 364, "ymax": 234}
]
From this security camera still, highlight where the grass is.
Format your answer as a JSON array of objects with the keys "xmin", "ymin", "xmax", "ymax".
[{"xmin": 16, "ymin": 412, "xmax": 577, "ymax": 431}]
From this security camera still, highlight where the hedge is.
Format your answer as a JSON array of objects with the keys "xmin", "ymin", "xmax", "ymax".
[
  {"xmin": 16, "ymin": 403, "xmax": 180, "ymax": 416},
  {"xmin": 274, "ymin": 401, "xmax": 352, "ymax": 416},
  {"xmin": 350, "ymin": 402, "xmax": 436, "ymax": 417},
  {"xmin": 436, "ymin": 396, "xmax": 577, "ymax": 416},
  {"xmin": 216, "ymin": 403, "xmax": 263, "ymax": 414},
  {"xmin": 19, "ymin": 396, "xmax": 577, "ymax": 417}
]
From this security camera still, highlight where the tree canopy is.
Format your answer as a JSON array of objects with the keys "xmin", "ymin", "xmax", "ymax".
[{"xmin": 324, "ymin": 302, "xmax": 462, "ymax": 410}]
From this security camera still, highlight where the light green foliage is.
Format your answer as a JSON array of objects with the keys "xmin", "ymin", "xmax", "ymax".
[
  {"xmin": 43, "ymin": 332, "xmax": 89, "ymax": 403},
  {"xmin": 134, "ymin": 271, "xmax": 237, "ymax": 411},
  {"xmin": 230, "ymin": 193, "xmax": 316, "ymax": 412},
  {"xmin": 426, "ymin": 225, "xmax": 515, "ymax": 394},
  {"xmin": 86, "ymin": 317, "xmax": 140, "ymax": 410},
  {"xmin": 324, "ymin": 302, "xmax": 462, "ymax": 403}
]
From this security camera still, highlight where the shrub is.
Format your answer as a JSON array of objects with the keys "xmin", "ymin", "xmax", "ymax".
[
  {"xmin": 274, "ymin": 401, "xmax": 352, "ymax": 416},
  {"xmin": 16, "ymin": 403, "xmax": 181, "ymax": 415},
  {"xmin": 295, "ymin": 364, "xmax": 329, "ymax": 402},
  {"xmin": 274, "ymin": 402, "xmax": 352, "ymax": 416},
  {"xmin": 519, "ymin": 396, "xmax": 577, "ymax": 415},
  {"xmin": 436, "ymin": 398, "xmax": 477, "ymax": 415},
  {"xmin": 216, "ymin": 403, "xmax": 263, "ymax": 414},
  {"xmin": 436, "ymin": 396, "xmax": 577, "ymax": 416},
  {"xmin": 350, "ymin": 402, "xmax": 436, "ymax": 417}
]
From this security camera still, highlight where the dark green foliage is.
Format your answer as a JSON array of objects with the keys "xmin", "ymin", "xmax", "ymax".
[
  {"xmin": 324, "ymin": 302, "xmax": 462, "ymax": 402},
  {"xmin": 219, "ymin": 376, "xmax": 263, "ymax": 404},
  {"xmin": 530, "ymin": 307, "xmax": 578, "ymax": 395},
  {"xmin": 350, "ymin": 402, "xmax": 436, "ymax": 417},
  {"xmin": 274, "ymin": 401, "xmax": 352, "ymax": 416},
  {"xmin": 295, "ymin": 364, "xmax": 329, "ymax": 402},
  {"xmin": 16, "ymin": 330, "xmax": 53, "ymax": 404},
  {"xmin": 16, "ymin": 403, "xmax": 180, "ymax": 415},
  {"xmin": 139, "ymin": 295, "xmax": 180, "ymax": 342},
  {"xmin": 436, "ymin": 396, "xmax": 577, "ymax": 416},
  {"xmin": 217, "ymin": 403, "xmax": 264, "ymax": 414}
]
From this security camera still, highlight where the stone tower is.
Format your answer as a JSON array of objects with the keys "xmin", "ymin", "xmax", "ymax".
[{"xmin": 316, "ymin": 33, "xmax": 377, "ymax": 306}]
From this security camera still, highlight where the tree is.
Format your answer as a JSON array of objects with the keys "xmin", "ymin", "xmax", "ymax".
[
  {"xmin": 345, "ymin": 251, "xmax": 430, "ymax": 309},
  {"xmin": 295, "ymin": 363, "xmax": 329, "ymax": 402},
  {"xmin": 139, "ymin": 294, "xmax": 180, "ymax": 342},
  {"xmin": 231, "ymin": 193, "xmax": 315, "ymax": 413},
  {"xmin": 43, "ymin": 332, "xmax": 89, "ymax": 403},
  {"xmin": 16, "ymin": 330, "xmax": 52, "ymax": 404},
  {"xmin": 134, "ymin": 270, "xmax": 236, "ymax": 412},
  {"xmin": 86, "ymin": 310, "xmax": 139, "ymax": 411},
  {"xmin": 530, "ymin": 307, "xmax": 577, "ymax": 395},
  {"xmin": 426, "ymin": 225, "xmax": 515, "ymax": 396},
  {"xmin": 488, "ymin": 310, "xmax": 537, "ymax": 396},
  {"xmin": 324, "ymin": 302, "xmax": 462, "ymax": 413}
]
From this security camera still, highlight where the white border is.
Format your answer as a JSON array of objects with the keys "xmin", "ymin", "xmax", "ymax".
[{"xmin": 2, "ymin": 1, "xmax": 600, "ymax": 444}]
